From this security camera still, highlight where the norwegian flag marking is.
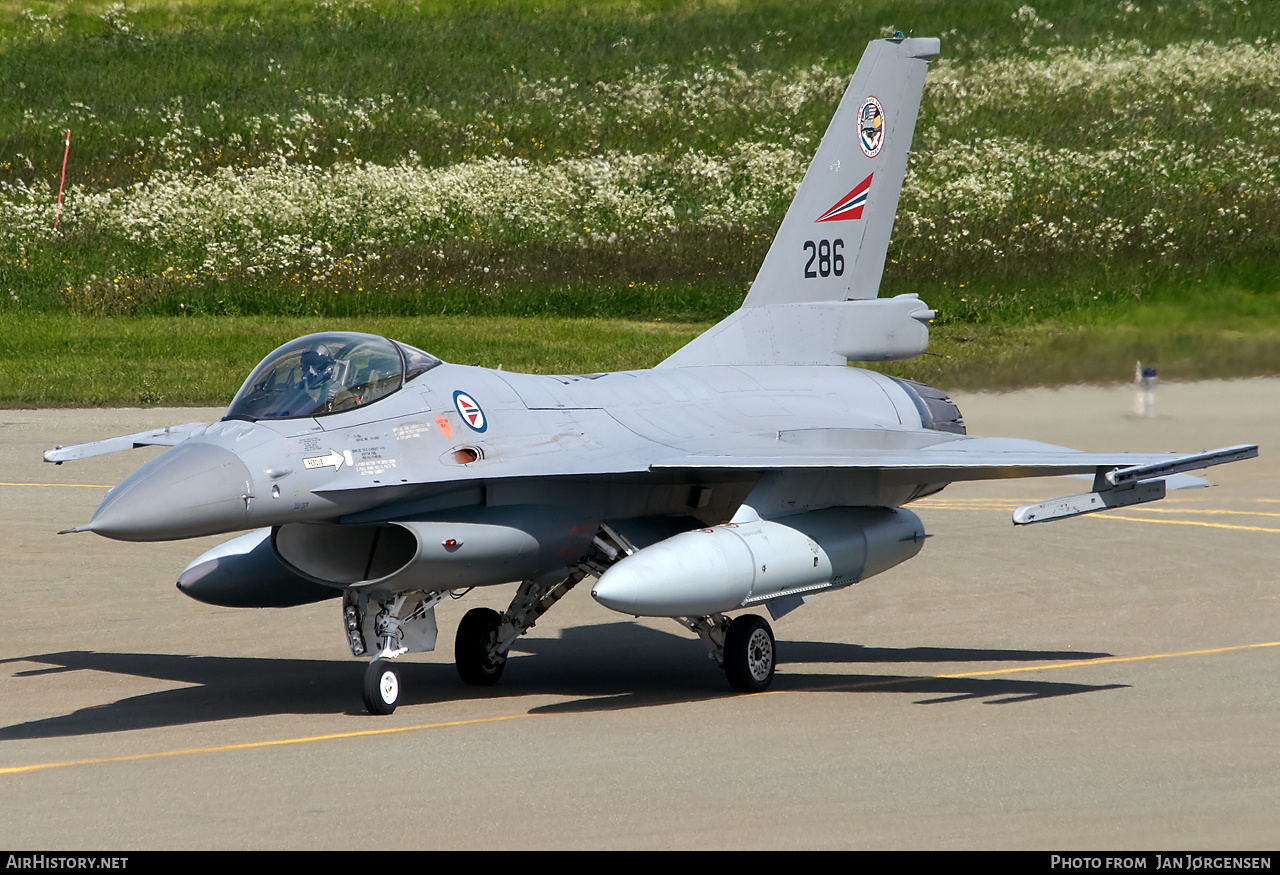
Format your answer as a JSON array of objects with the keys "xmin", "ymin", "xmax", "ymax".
[
  {"xmin": 453, "ymin": 391, "xmax": 487, "ymax": 432},
  {"xmin": 815, "ymin": 173, "xmax": 873, "ymax": 223}
]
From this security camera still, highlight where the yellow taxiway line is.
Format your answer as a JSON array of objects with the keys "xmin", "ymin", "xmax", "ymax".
[
  {"xmin": 0, "ymin": 482, "xmax": 112, "ymax": 489},
  {"xmin": 1086, "ymin": 515, "xmax": 1280, "ymax": 534},
  {"xmin": 3, "ymin": 640, "xmax": 1276, "ymax": 777},
  {"xmin": 915, "ymin": 498, "xmax": 1280, "ymax": 533},
  {"xmin": 801, "ymin": 641, "xmax": 1280, "ymax": 695},
  {"xmin": 0, "ymin": 714, "xmax": 528, "ymax": 776}
]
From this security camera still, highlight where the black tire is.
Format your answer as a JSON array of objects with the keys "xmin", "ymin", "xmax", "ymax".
[
  {"xmin": 455, "ymin": 607, "xmax": 507, "ymax": 686},
  {"xmin": 362, "ymin": 659, "xmax": 400, "ymax": 715},
  {"xmin": 723, "ymin": 614, "xmax": 776, "ymax": 693}
]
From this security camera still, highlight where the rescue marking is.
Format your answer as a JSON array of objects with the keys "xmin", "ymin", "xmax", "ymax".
[
  {"xmin": 434, "ymin": 416, "xmax": 453, "ymax": 441},
  {"xmin": 453, "ymin": 391, "xmax": 487, "ymax": 433},
  {"xmin": 302, "ymin": 449, "xmax": 353, "ymax": 472},
  {"xmin": 857, "ymin": 96, "xmax": 885, "ymax": 157}
]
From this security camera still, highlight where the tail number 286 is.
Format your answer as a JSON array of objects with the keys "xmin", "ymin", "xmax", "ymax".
[{"xmin": 803, "ymin": 239, "xmax": 845, "ymax": 278}]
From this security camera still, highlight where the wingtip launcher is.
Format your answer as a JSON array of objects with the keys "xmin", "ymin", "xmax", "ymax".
[{"xmin": 1013, "ymin": 445, "xmax": 1259, "ymax": 525}]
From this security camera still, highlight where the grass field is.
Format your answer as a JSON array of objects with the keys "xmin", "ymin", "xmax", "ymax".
[{"xmin": 1, "ymin": 0, "xmax": 1277, "ymax": 404}]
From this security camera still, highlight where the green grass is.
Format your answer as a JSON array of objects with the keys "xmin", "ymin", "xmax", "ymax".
[
  {"xmin": 0, "ymin": 0, "xmax": 1277, "ymax": 401},
  {"xmin": 870, "ymin": 319, "xmax": 1280, "ymax": 391},
  {"xmin": 3, "ymin": 0, "xmax": 1273, "ymax": 181},
  {"xmin": 3, "ymin": 300, "xmax": 1276, "ymax": 407},
  {"xmin": 0, "ymin": 313, "xmax": 706, "ymax": 406}
]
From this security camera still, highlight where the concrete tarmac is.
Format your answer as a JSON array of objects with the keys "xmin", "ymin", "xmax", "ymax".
[{"xmin": 0, "ymin": 380, "xmax": 1275, "ymax": 850}]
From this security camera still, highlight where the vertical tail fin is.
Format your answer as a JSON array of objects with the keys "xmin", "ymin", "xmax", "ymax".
[
  {"xmin": 659, "ymin": 36, "xmax": 939, "ymax": 369},
  {"xmin": 745, "ymin": 36, "xmax": 938, "ymax": 308}
]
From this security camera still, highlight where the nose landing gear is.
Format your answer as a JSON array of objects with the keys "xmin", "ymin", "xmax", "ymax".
[{"xmin": 363, "ymin": 659, "xmax": 401, "ymax": 715}]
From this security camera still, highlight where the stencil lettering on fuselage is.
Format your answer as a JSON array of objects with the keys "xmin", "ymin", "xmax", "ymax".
[{"xmin": 393, "ymin": 422, "xmax": 431, "ymax": 441}]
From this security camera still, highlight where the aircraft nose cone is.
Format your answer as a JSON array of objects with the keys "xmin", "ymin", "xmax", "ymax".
[{"xmin": 86, "ymin": 442, "xmax": 252, "ymax": 541}]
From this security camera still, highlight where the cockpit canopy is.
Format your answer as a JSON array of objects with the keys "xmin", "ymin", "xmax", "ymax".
[{"xmin": 225, "ymin": 332, "xmax": 441, "ymax": 421}]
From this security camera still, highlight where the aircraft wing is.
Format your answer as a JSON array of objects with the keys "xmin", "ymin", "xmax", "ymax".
[
  {"xmin": 652, "ymin": 439, "xmax": 1258, "ymax": 524},
  {"xmin": 651, "ymin": 437, "xmax": 1256, "ymax": 480},
  {"xmin": 43, "ymin": 423, "xmax": 208, "ymax": 463}
]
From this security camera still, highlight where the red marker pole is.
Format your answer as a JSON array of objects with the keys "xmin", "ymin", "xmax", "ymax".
[{"xmin": 53, "ymin": 129, "xmax": 71, "ymax": 235}]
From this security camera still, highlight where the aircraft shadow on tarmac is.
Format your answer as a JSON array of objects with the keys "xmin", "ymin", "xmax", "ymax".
[{"xmin": 0, "ymin": 623, "xmax": 1123, "ymax": 739}]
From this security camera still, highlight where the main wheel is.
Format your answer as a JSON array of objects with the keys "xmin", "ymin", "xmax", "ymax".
[
  {"xmin": 723, "ymin": 614, "xmax": 776, "ymax": 693},
  {"xmin": 455, "ymin": 607, "xmax": 507, "ymax": 686},
  {"xmin": 362, "ymin": 659, "xmax": 400, "ymax": 715}
]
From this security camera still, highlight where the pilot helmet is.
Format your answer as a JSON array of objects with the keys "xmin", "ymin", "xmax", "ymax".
[{"xmin": 300, "ymin": 343, "xmax": 336, "ymax": 389}]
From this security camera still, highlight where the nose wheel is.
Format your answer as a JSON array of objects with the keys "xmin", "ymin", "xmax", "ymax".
[
  {"xmin": 362, "ymin": 659, "xmax": 401, "ymax": 715},
  {"xmin": 723, "ymin": 614, "xmax": 776, "ymax": 693}
]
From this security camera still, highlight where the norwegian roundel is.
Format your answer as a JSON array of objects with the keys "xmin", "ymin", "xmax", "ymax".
[
  {"xmin": 453, "ymin": 391, "xmax": 487, "ymax": 433},
  {"xmin": 858, "ymin": 96, "xmax": 885, "ymax": 159}
]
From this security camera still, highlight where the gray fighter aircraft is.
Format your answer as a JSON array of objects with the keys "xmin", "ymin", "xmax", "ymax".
[{"xmin": 47, "ymin": 36, "xmax": 1257, "ymax": 714}]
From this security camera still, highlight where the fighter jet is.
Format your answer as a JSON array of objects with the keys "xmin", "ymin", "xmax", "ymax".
[{"xmin": 47, "ymin": 36, "xmax": 1257, "ymax": 714}]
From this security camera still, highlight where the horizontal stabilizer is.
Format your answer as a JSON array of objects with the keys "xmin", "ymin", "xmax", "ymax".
[
  {"xmin": 44, "ymin": 423, "xmax": 208, "ymax": 463},
  {"xmin": 659, "ymin": 294, "xmax": 934, "ymax": 368}
]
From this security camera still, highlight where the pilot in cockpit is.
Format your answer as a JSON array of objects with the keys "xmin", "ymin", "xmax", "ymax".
[
  {"xmin": 287, "ymin": 341, "xmax": 344, "ymax": 413},
  {"xmin": 226, "ymin": 332, "xmax": 433, "ymax": 421},
  {"xmin": 300, "ymin": 343, "xmax": 337, "ymax": 392}
]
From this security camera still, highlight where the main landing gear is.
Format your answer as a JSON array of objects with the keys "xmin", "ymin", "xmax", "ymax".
[
  {"xmin": 724, "ymin": 614, "xmax": 776, "ymax": 692},
  {"xmin": 680, "ymin": 612, "xmax": 778, "ymax": 693},
  {"xmin": 590, "ymin": 523, "xmax": 779, "ymax": 693},
  {"xmin": 453, "ymin": 568, "xmax": 592, "ymax": 688},
  {"xmin": 346, "ymin": 552, "xmax": 780, "ymax": 712},
  {"xmin": 454, "ymin": 607, "xmax": 506, "ymax": 686}
]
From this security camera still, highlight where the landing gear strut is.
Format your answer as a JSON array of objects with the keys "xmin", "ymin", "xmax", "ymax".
[
  {"xmin": 454, "ymin": 566, "xmax": 593, "ymax": 687},
  {"xmin": 679, "ymin": 612, "xmax": 777, "ymax": 693},
  {"xmin": 344, "ymin": 589, "xmax": 442, "ymax": 715}
]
